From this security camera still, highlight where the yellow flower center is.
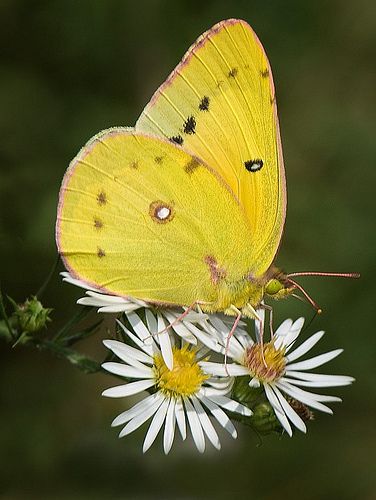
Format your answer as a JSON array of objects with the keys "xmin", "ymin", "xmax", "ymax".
[
  {"xmin": 245, "ymin": 342, "xmax": 286, "ymax": 383},
  {"xmin": 154, "ymin": 346, "xmax": 209, "ymax": 398}
]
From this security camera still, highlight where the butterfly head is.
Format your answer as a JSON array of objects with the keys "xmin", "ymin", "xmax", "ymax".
[
  {"xmin": 264, "ymin": 267, "xmax": 360, "ymax": 313},
  {"xmin": 264, "ymin": 269, "xmax": 295, "ymax": 301}
]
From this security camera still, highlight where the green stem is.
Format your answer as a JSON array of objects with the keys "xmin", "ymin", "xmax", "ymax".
[
  {"xmin": 0, "ymin": 286, "xmax": 16, "ymax": 341},
  {"xmin": 53, "ymin": 306, "xmax": 93, "ymax": 341},
  {"xmin": 35, "ymin": 254, "xmax": 60, "ymax": 298},
  {"xmin": 36, "ymin": 339, "xmax": 102, "ymax": 374}
]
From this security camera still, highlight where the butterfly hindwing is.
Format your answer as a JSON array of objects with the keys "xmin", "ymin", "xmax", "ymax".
[
  {"xmin": 56, "ymin": 128, "xmax": 257, "ymax": 306},
  {"xmin": 136, "ymin": 19, "xmax": 286, "ymax": 275}
]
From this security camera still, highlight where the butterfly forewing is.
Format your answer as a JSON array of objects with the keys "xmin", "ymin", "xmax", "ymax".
[
  {"xmin": 57, "ymin": 128, "xmax": 257, "ymax": 306},
  {"xmin": 136, "ymin": 19, "xmax": 286, "ymax": 275}
]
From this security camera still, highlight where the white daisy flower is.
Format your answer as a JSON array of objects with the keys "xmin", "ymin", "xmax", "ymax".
[
  {"xmin": 61, "ymin": 271, "xmax": 221, "ymax": 369},
  {"xmin": 200, "ymin": 312, "xmax": 355, "ymax": 437},
  {"xmin": 61, "ymin": 272, "xmax": 148, "ymax": 313},
  {"xmin": 101, "ymin": 314, "xmax": 252, "ymax": 454}
]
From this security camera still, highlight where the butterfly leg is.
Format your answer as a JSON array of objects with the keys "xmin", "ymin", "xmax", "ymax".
[
  {"xmin": 157, "ymin": 301, "xmax": 200, "ymax": 336},
  {"xmin": 260, "ymin": 303, "xmax": 274, "ymax": 338},
  {"xmin": 249, "ymin": 303, "xmax": 269, "ymax": 368},
  {"xmin": 224, "ymin": 306, "xmax": 242, "ymax": 375}
]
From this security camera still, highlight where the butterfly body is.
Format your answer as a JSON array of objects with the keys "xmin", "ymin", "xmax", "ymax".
[{"xmin": 56, "ymin": 20, "xmax": 289, "ymax": 317}]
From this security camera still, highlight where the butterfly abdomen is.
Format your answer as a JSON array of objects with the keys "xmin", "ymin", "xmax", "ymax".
[{"xmin": 200, "ymin": 269, "xmax": 265, "ymax": 315}]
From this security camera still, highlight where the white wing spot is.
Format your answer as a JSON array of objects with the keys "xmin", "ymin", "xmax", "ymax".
[
  {"xmin": 157, "ymin": 206, "xmax": 170, "ymax": 220},
  {"xmin": 149, "ymin": 200, "xmax": 175, "ymax": 224}
]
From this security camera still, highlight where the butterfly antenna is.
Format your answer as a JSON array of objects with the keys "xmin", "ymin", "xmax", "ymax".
[
  {"xmin": 301, "ymin": 309, "xmax": 320, "ymax": 335},
  {"xmin": 287, "ymin": 271, "xmax": 360, "ymax": 279},
  {"xmin": 286, "ymin": 278, "xmax": 322, "ymax": 314}
]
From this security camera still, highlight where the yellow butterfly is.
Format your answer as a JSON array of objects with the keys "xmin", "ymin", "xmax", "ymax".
[{"xmin": 56, "ymin": 19, "xmax": 355, "ymax": 320}]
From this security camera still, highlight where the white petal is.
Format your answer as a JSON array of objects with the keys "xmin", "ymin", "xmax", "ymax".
[
  {"xmin": 276, "ymin": 381, "xmax": 334, "ymax": 413},
  {"xmin": 87, "ymin": 291, "xmax": 128, "ymax": 303},
  {"xmin": 78, "ymin": 297, "xmax": 123, "ymax": 309},
  {"xmin": 249, "ymin": 377, "xmax": 261, "ymax": 388},
  {"xmin": 98, "ymin": 304, "xmax": 141, "ymax": 313},
  {"xmin": 163, "ymin": 311, "xmax": 197, "ymax": 343},
  {"xmin": 116, "ymin": 320, "xmax": 156, "ymax": 356},
  {"xmin": 198, "ymin": 394, "xmax": 237, "ymax": 438},
  {"xmin": 286, "ymin": 331, "xmax": 325, "ymax": 362},
  {"xmin": 207, "ymin": 395, "xmax": 252, "ymax": 416},
  {"xmin": 184, "ymin": 397, "xmax": 205, "ymax": 453},
  {"xmin": 61, "ymin": 272, "xmax": 100, "ymax": 292},
  {"xmin": 103, "ymin": 338, "xmax": 153, "ymax": 367},
  {"xmin": 175, "ymin": 398, "xmax": 187, "ymax": 440},
  {"xmin": 281, "ymin": 378, "xmax": 343, "ymax": 389},
  {"xmin": 199, "ymin": 361, "xmax": 248, "ymax": 377},
  {"xmin": 206, "ymin": 378, "xmax": 233, "ymax": 390},
  {"xmin": 264, "ymin": 384, "xmax": 292, "ymax": 436},
  {"xmin": 163, "ymin": 399, "xmax": 176, "ymax": 454},
  {"xmin": 208, "ymin": 315, "xmax": 249, "ymax": 358},
  {"xmin": 145, "ymin": 309, "xmax": 158, "ymax": 334},
  {"xmin": 200, "ymin": 386, "xmax": 226, "ymax": 397},
  {"xmin": 192, "ymin": 396, "xmax": 221, "ymax": 450},
  {"xmin": 280, "ymin": 379, "xmax": 342, "ymax": 402},
  {"xmin": 184, "ymin": 310, "xmax": 209, "ymax": 323},
  {"xmin": 184, "ymin": 323, "xmax": 220, "ymax": 351},
  {"xmin": 157, "ymin": 315, "xmax": 173, "ymax": 370},
  {"xmin": 204, "ymin": 377, "xmax": 234, "ymax": 396},
  {"xmin": 142, "ymin": 397, "xmax": 169, "ymax": 453},
  {"xmin": 271, "ymin": 385, "xmax": 306, "ymax": 433},
  {"xmin": 254, "ymin": 308, "xmax": 266, "ymax": 341},
  {"xmin": 283, "ymin": 317, "xmax": 305, "ymax": 349},
  {"xmin": 127, "ymin": 312, "xmax": 153, "ymax": 344},
  {"xmin": 274, "ymin": 318, "xmax": 293, "ymax": 339},
  {"xmin": 102, "ymin": 379, "xmax": 155, "ymax": 398},
  {"xmin": 86, "ymin": 291, "xmax": 132, "ymax": 304},
  {"xmin": 286, "ymin": 371, "xmax": 355, "ymax": 386},
  {"xmin": 119, "ymin": 396, "xmax": 165, "ymax": 437},
  {"xmin": 112, "ymin": 393, "xmax": 162, "ymax": 427},
  {"xmin": 286, "ymin": 349, "xmax": 343, "ymax": 371},
  {"xmin": 195, "ymin": 345, "xmax": 211, "ymax": 360},
  {"xmin": 102, "ymin": 362, "xmax": 153, "ymax": 379}
]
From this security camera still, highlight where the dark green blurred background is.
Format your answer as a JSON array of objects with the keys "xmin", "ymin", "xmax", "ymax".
[{"xmin": 1, "ymin": 1, "xmax": 375, "ymax": 498}]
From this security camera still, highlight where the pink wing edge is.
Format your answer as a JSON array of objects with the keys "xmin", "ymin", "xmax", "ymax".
[
  {"xmin": 55, "ymin": 126, "xmax": 243, "ymax": 305},
  {"xmin": 136, "ymin": 18, "xmax": 287, "ymax": 260}
]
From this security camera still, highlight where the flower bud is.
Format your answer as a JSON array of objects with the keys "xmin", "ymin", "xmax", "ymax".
[
  {"xmin": 249, "ymin": 401, "xmax": 282, "ymax": 435},
  {"xmin": 13, "ymin": 296, "xmax": 52, "ymax": 335}
]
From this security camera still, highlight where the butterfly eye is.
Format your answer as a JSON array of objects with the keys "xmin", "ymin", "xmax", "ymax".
[
  {"xmin": 265, "ymin": 278, "xmax": 283, "ymax": 296},
  {"xmin": 149, "ymin": 201, "xmax": 174, "ymax": 224}
]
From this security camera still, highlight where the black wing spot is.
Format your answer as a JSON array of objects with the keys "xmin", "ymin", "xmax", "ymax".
[
  {"xmin": 94, "ymin": 218, "xmax": 103, "ymax": 230},
  {"xmin": 261, "ymin": 68, "xmax": 269, "ymax": 78},
  {"xmin": 199, "ymin": 96, "xmax": 210, "ymax": 111},
  {"xmin": 244, "ymin": 159, "xmax": 264, "ymax": 172},
  {"xmin": 154, "ymin": 156, "xmax": 163, "ymax": 164},
  {"xmin": 97, "ymin": 247, "xmax": 106, "ymax": 258},
  {"xmin": 97, "ymin": 190, "xmax": 107, "ymax": 206},
  {"xmin": 184, "ymin": 158, "xmax": 200, "ymax": 174},
  {"xmin": 170, "ymin": 135, "xmax": 184, "ymax": 145},
  {"xmin": 228, "ymin": 67, "xmax": 238, "ymax": 78},
  {"xmin": 130, "ymin": 160, "xmax": 138, "ymax": 169},
  {"xmin": 183, "ymin": 115, "xmax": 196, "ymax": 135}
]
